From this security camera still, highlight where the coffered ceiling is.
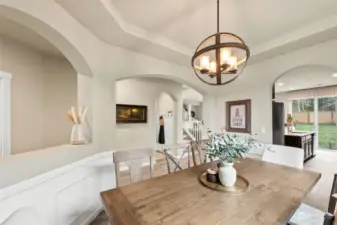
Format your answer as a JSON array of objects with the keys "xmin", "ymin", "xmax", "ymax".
[
  {"xmin": 58, "ymin": 0, "xmax": 337, "ymax": 66},
  {"xmin": 113, "ymin": 0, "xmax": 337, "ymax": 49}
]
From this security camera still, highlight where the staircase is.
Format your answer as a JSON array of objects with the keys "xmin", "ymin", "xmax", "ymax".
[{"xmin": 183, "ymin": 112, "xmax": 209, "ymax": 141}]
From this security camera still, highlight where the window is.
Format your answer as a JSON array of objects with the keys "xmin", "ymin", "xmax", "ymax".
[{"xmin": 292, "ymin": 97, "xmax": 337, "ymax": 150}]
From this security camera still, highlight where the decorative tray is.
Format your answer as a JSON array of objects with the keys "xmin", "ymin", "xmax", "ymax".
[{"xmin": 199, "ymin": 172, "xmax": 249, "ymax": 194}]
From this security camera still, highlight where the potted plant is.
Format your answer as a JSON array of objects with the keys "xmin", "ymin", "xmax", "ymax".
[
  {"xmin": 286, "ymin": 114, "xmax": 294, "ymax": 133},
  {"xmin": 204, "ymin": 132, "xmax": 261, "ymax": 187},
  {"xmin": 287, "ymin": 113, "xmax": 294, "ymax": 126}
]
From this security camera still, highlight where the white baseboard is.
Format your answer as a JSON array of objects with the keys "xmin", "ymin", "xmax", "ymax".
[{"xmin": 71, "ymin": 207, "xmax": 103, "ymax": 225}]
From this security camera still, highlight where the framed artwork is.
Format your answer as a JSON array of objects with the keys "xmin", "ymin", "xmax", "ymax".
[
  {"xmin": 116, "ymin": 104, "xmax": 147, "ymax": 123},
  {"xmin": 226, "ymin": 99, "xmax": 251, "ymax": 133}
]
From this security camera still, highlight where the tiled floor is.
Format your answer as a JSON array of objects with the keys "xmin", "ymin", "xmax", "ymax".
[{"xmin": 90, "ymin": 150, "xmax": 337, "ymax": 224}]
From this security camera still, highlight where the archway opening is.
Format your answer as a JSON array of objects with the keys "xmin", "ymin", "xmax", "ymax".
[
  {"xmin": 273, "ymin": 64, "xmax": 337, "ymax": 152},
  {"xmin": 115, "ymin": 76, "xmax": 204, "ymax": 150},
  {"xmin": 0, "ymin": 13, "xmax": 91, "ymax": 155}
]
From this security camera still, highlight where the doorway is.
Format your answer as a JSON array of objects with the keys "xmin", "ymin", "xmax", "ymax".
[{"xmin": 273, "ymin": 64, "xmax": 337, "ymax": 152}]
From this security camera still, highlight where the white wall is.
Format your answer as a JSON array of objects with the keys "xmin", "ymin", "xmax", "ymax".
[
  {"xmin": 0, "ymin": 145, "xmax": 115, "ymax": 225},
  {"xmin": 115, "ymin": 78, "xmax": 181, "ymax": 149},
  {"xmin": 43, "ymin": 56, "xmax": 77, "ymax": 148},
  {"xmin": 183, "ymin": 88, "xmax": 203, "ymax": 104},
  {"xmin": 0, "ymin": 35, "xmax": 77, "ymax": 154},
  {"xmin": 191, "ymin": 105, "xmax": 202, "ymax": 120},
  {"xmin": 157, "ymin": 92, "xmax": 174, "ymax": 114},
  {"xmin": 218, "ymin": 86, "xmax": 273, "ymax": 143},
  {"xmin": 77, "ymin": 74, "xmax": 93, "ymax": 143},
  {"xmin": 202, "ymin": 87, "xmax": 273, "ymax": 143}
]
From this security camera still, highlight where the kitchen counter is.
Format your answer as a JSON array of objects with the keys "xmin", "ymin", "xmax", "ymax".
[
  {"xmin": 284, "ymin": 131, "xmax": 316, "ymax": 162},
  {"xmin": 285, "ymin": 131, "xmax": 316, "ymax": 137}
]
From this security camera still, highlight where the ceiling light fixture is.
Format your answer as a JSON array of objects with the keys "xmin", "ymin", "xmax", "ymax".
[
  {"xmin": 278, "ymin": 82, "xmax": 284, "ymax": 86},
  {"xmin": 332, "ymin": 73, "xmax": 337, "ymax": 77},
  {"xmin": 191, "ymin": 0, "xmax": 250, "ymax": 85}
]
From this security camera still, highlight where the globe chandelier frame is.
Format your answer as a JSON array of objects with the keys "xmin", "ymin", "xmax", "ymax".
[{"xmin": 191, "ymin": 0, "xmax": 250, "ymax": 85}]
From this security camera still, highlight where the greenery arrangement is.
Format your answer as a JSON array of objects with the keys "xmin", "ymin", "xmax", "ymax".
[
  {"xmin": 204, "ymin": 132, "xmax": 262, "ymax": 163},
  {"xmin": 287, "ymin": 113, "xmax": 294, "ymax": 123}
]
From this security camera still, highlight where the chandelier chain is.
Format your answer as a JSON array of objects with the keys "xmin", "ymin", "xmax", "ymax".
[{"xmin": 217, "ymin": 0, "xmax": 220, "ymax": 33}]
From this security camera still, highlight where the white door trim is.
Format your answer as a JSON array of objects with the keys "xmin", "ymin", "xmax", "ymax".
[{"xmin": 0, "ymin": 71, "xmax": 12, "ymax": 157}]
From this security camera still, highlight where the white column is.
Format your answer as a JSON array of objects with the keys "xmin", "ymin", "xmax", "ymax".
[
  {"xmin": 284, "ymin": 100, "xmax": 293, "ymax": 122},
  {"xmin": 335, "ymin": 97, "xmax": 337, "ymax": 126},
  {"xmin": 0, "ymin": 71, "xmax": 11, "ymax": 157},
  {"xmin": 174, "ymin": 93, "xmax": 183, "ymax": 143},
  {"xmin": 288, "ymin": 100, "xmax": 293, "ymax": 114},
  {"xmin": 188, "ymin": 104, "xmax": 192, "ymax": 121},
  {"xmin": 314, "ymin": 96, "xmax": 319, "ymax": 149},
  {"xmin": 77, "ymin": 74, "xmax": 93, "ymax": 143},
  {"xmin": 202, "ymin": 95, "xmax": 217, "ymax": 131},
  {"xmin": 91, "ymin": 76, "xmax": 116, "ymax": 151}
]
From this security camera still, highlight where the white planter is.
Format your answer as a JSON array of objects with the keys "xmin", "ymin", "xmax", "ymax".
[{"xmin": 218, "ymin": 162, "xmax": 237, "ymax": 187}]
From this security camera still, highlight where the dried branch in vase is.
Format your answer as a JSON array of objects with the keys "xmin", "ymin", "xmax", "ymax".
[{"xmin": 66, "ymin": 106, "xmax": 88, "ymax": 124}]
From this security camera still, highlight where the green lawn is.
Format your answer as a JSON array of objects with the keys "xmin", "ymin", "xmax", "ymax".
[{"xmin": 295, "ymin": 124, "xmax": 337, "ymax": 150}]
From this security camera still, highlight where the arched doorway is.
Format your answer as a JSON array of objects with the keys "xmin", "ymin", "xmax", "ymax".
[
  {"xmin": 115, "ymin": 76, "xmax": 204, "ymax": 150},
  {"xmin": 273, "ymin": 64, "xmax": 337, "ymax": 151}
]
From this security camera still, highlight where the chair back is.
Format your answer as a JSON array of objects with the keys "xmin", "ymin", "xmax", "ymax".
[
  {"xmin": 161, "ymin": 141, "xmax": 192, "ymax": 173},
  {"xmin": 328, "ymin": 174, "xmax": 337, "ymax": 214},
  {"xmin": 262, "ymin": 144, "xmax": 304, "ymax": 169},
  {"xmin": 164, "ymin": 141, "xmax": 190, "ymax": 157},
  {"xmin": 191, "ymin": 139, "xmax": 211, "ymax": 166},
  {"xmin": 113, "ymin": 148, "xmax": 154, "ymax": 187}
]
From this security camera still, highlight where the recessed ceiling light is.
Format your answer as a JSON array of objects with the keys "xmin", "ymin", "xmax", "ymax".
[
  {"xmin": 277, "ymin": 82, "xmax": 284, "ymax": 86},
  {"xmin": 332, "ymin": 73, "xmax": 337, "ymax": 77},
  {"xmin": 290, "ymin": 87, "xmax": 295, "ymax": 90}
]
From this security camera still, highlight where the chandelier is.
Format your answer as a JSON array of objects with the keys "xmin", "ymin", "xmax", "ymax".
[{"xmin": 191, "ymin": 0, "xmax": 250, "ymax": 85}]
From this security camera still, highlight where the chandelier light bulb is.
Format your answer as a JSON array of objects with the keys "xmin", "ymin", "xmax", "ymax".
[
  {"xmin": 221, "ymin": 48, "xmax": 231, "ymax": 65},
  {"xmin": 201, "ymin": 55, "xmax": 210, "ymax": 69},
  {"xmin": 209, "ymin": 61, "xmax": 217, "ymax": 73},
  {"xmin": 229, "ymin": 56, "xmax": 238, "ymax": 69}
]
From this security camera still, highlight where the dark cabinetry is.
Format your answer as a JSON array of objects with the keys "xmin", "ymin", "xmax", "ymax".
[{"xmin": 284, "ymin": 132, "xmax": 316, "ymax": 162}]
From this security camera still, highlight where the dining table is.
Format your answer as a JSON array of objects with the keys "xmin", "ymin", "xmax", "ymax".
[{"xmin": 101, "ymin": 158, "xmax": 321, "ymax": 225}]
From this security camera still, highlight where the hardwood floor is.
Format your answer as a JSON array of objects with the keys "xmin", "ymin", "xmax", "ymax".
[
  {"xmin": 90, "ymin": 150, "xmax": 337, "ymax": 224},
  {"xmin": 90, "ymin": 151, "xmax": 193, "ymax": 225},
  {"xmin": 304, "ymin": 150, "xmax": 337, "ymax": 211}
]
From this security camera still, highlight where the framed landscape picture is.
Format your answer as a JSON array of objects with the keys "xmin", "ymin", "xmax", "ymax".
[
  {"xmin": 226, "ymin": 99, "xmax": 251, "ymax": 133},
  {"xmin": 116, "ymin": 104, "xmax": 147, "ymax": 124}
]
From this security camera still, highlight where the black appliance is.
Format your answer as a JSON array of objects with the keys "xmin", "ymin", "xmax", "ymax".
[{"xmin": 272, "ymin": 101, "xmax": 285, "ymax": 145}]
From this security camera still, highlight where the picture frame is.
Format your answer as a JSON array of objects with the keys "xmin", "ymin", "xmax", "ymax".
[
  {"xmin": 116, "ymin": 104, "xmax": 147, "ymax": 124},
  {"xmin": 226, "ymin": 99, "xmax": 251, "ymax": 133}
]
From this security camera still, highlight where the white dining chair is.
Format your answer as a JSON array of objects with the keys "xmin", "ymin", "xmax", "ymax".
[
  {"xmin": 2, "ymin": 207, "xmax": 49, "ymax": 225},
  {"xmin": 113, "ymin": 148, "xmax": 154, "ymax": 187},
  {"xmin": 262, "ymin": 145, "xmax": 331, "ymax": 225}
]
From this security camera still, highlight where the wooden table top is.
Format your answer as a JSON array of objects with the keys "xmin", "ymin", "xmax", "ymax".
[{"xmin": 101, "ymin": 158, "xmax": 321, "ymax": 225}]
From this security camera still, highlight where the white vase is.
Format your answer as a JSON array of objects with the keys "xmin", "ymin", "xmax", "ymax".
[
  {"xmin": 218, "ymin": 162, "xmax": 237, "ymax": 187},
  {"xmin": 70, "ymin": 124, "xmax": 86, "ymax": 145}
]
